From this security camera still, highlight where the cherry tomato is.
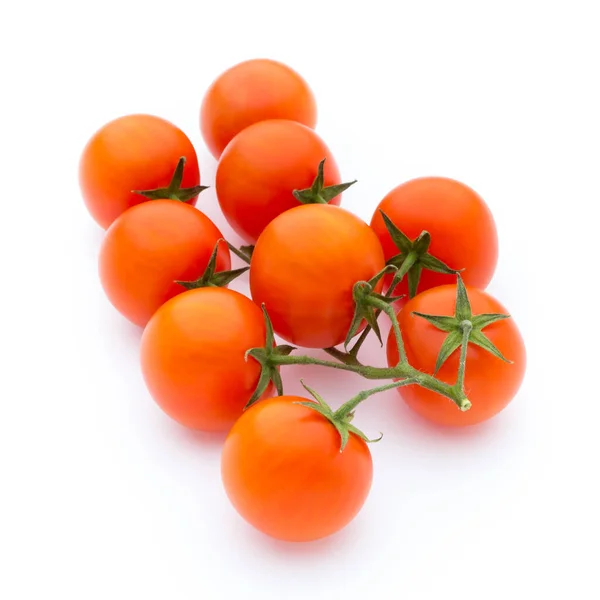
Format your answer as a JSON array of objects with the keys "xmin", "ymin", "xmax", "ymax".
[
  {"xmin": 250, "ymin": 204, "xmax": 385, "ymax": 348},
  {"xmin": 79, "ymin": 114, "xmax": 200, "ymax": 229},
  {"xmin": 387, "ymin": 284, "xmax": 526, "ymax": 426},
  {"xmin": 221, "ymin": 396, "xmax": 373, "ymax": 542},
  {"xmin": 200, "ymin": 58, "xmax": 317, "ymax": 159},
  {"xmin": 370, "ymin": 177, "xmax": 498, "ymax": 297},
  {"xmin": 141, "ymin": 288, "xmax": 272, "ymax": 432},
  {"xmin": 99, "ymin": 201, "xmax": 230, "ymax": 327},
  {"xmin": 216, "ymin": 119, "xmax": 343, "ymax": 244}
]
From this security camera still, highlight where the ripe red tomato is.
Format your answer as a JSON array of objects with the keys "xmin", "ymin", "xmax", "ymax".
[
  {"xmin": 99, "ymin": 201, "xmax": 230, "ymax": 327},
  {"xmin": 370, "ymin": 177, "xmax": 498, "ymax": 297},
  {"xmin": 216, "ymin": 119, "xmax": 343, "ymax": 243},
  {"xmin": 141, "ymin": 288, "xmax": 272, "ymax": 432},
  {"xmin": 221, "ymin": 396, "xmax": 373, "ymax": 542},
  {"xmin": 250, "ymin": 204, "xmax": 386, "ymax": 348},
  {"xmin": 387, "ymin": 284, "xmax": 526, "ymax": 426},
  {"xmin": 200, "ymin": 58, "xmax": 317, "ymax": 159},
  {"xmin": 79, "ymin": 114, "xmax": 201, "ymax": 229}
]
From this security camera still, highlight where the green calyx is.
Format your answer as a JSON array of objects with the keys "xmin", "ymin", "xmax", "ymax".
[
  {"xmin": 292, "ymin": 158, "xmax": 357, "ymax": 205},
  {"xmin": 413, "ymin": 274, "xmax": 512, "ymax": 374},
  {"xmin": 244, "ymin": 304, "xmax": 297, "ymax": 408},
  {"xmin": 175, "ymin": 239, "xmax": 249, "ymax": 290},
  {"xmin": 133, "ymin": 156, "xmax": 209, "ymax": 202},
  {"xmin": 345, "ymin": 265, "xmax": 402, "ymax": 349},
  {"xmin": 380, "ymin": 210, "xmax": 460, "ymax": 298},
  {"xmin": 295, "ymin": 379, "xmax": 416, "ymax": 452}
]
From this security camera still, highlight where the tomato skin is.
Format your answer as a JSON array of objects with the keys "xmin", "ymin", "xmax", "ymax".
[
  {"xmin": 99, "ymin": 201, "xmax": 230, "ymax": 327},
  {"xmin": 370, "ymin": 177, "xmax": 498, "ymax": 295},
  {"xmin": 386, "ymin": 285, "xmax": 526, "ymax": 426},
  {"xmin": 221, "ymin": 396, "xmax": 373, "ymax": 542},
  {"xmin": 250, "ymin": 204, "xmax": 386, "ymax": 348},
  {"xmin": 141, "ymin": 288, "xmax": 272, "ymax": 432},
  {"xmin": 79, "ymin": 114, "xmax": 200, "ymax": 229},
  {"xmin": 200, "ymin": 58, "xmax": 317, "ymax": 159},
  {"xmin": 216, "ymin": 119, "xmax": 342, "ymax": 244}
]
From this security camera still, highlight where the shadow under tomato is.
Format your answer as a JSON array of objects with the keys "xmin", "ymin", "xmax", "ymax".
[{"xmin": 240, "ymin": 513, "xmax": 367, "ymax": 558}]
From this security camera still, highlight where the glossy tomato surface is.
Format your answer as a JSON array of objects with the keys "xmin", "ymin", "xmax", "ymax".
[
  {"xmin": 99, "ymin": 201, "xmax": 230, "ymax": 327},
  {"xmin": 387, "ymin": 284, "xmax": 526, "ymax": 426},
  {"xmin": 221, "ymin": 396, "xmax": 373, "ymax": 542},
  {"xmin": 370, "ymin": 177, "xmax": 498, "ymax": 295},
  {"xmin": 141, "ymin": 288, "xmax": 271, "ymax": 432},
  {"xmin": 216, "ymin": 119, "xmax": 342, "ymax": 243},
  {"xmin": 250, "ymin": 204, "xmax": 385, "ymax": 348},
  {"xmin": 79, "ymin": 114, "xmax": 200, "ymax": 229},
  {"xmin": 200, "ymin": 58, "xmax": 317, "ymax": 159}
]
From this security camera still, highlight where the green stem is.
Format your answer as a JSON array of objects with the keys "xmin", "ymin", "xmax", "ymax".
[
  {"xmin": 323, "ymin": 347, "xmax": 362, "ymax": 366},
  {"xmin": 366, "ymin": 296, "xmax": 407, "ymax": 364},
  {"xmin": 454, "ymin": 320, "xmax": 472, "ymax": 393},
  {"xmin": 335, "ymin": 380, "xmax": 416, "ymax": 419},
  {"xmin": 227, "ymin": 242, "xmax": 251, "ymax": 265},
  {"xmin": 271, "ymin": 352, "xmax": 468, "ymax": 410}
]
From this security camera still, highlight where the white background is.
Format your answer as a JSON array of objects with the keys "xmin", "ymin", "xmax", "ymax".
[{"xmin": 1, "ymin": 1, "xmax": 599, "ymax": 598}]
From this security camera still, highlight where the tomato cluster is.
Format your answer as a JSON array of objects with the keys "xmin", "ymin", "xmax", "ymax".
[{"xmin": 79, "ymin": 58, "xmax": 526, "ymax": 543}]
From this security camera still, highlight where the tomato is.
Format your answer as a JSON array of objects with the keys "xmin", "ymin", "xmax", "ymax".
[
  {"xmin": 200, "ymin": 58, "xmax": 317, "ymax": 159},
  {"xmin": 221, "ymin": 395, "xmax": 372, "ymax": 541},
  {"xmin": 141, "ymin": 288, "xmax": 272, "ymax": 431},
  {"xmin": 99, "ymin": 200, "xmax": 230, "ymax": 327},
  {"xmin": 79, "ymin": 114, "xmax": 201, "ymax": 229},
  {"xmin": 216, "ymin": 119, "xmax": 344, "ymax": 244},
  {"xmin": 387, "ymin": 284, "xmax": 526, "ymax": 426},
  {"xmin": 250, "ymin": 204, "xmax": 386, "ymax": 348},
  {"xmin": 370, "ymin": 177, "xmax": 498, "ymax": 298}
]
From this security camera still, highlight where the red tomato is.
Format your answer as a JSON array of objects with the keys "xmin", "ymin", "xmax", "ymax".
[
  {"xmin": 79, "ymin": 114, "xmax": 200, "ymax": 229},
  {"xmin": 99, "ymin": 201, "xmax": 230, "ymax": 327},
  {"xmin": 216, "ymin": 119, "xmax": 343, "ymax": 244},
  {"xmin": 141, "ymin": 288, "xmax": 272, "ymax": 432},
  {"xmin": 200, "ymin": 58, "xmax": 317, "ymax": 159},
  {"xmin": 370, "ymin": 177, "xmax": 498, "ymax": 297},
  {"xmin": 387, "ymin": 284, "xmax": 526, "ymax": 426},
  {"xmin": 250, "ymin": 204, "xmax": 385, "ymax": 348},
  {"xmin": 221, "ymin": 396, "xmax": 373, "ymax": 541}
]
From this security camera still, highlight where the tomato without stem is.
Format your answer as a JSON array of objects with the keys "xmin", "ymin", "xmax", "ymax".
[
  {"xmin": 216, "ymin": 119, "xmax": 344, "ymax": 244},
  {"xmin": 141, "ymin": 288, "xmax": 272, "ymax": 432},
  {"xmin": 250, "ymin": 204, "xmax": 386, "ymax": 348},
  {"xmin": 99, "ymin": 201, "xmax": 230, "ymax": 327},
  {"xmin": 221, "ymin": 396, "xmax": 373, "ymax": 542},
  {"xmin": 200, "ymin": 58, "xmax": 317, "ymax": 159},
  {"xmin": 370, "ymin": 177, "xmax": 498, "ymax": 297},
  {"xmin": 79, "ymin": 114, "xmax": 201, "ymax": 229},
  {"xmin": 387, "ymin": 284, "xmax": 526, "ymax": 426}
]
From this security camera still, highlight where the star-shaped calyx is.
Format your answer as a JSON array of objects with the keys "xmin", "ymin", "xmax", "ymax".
[
  {"xmin": 244, "ymin": 305, "xmax": 297, "ymax": 407},
  {"xmin": 413, "ymin": 274, "xmax": 513, "ymax": 374},
  {"xmin": 133, "ymin": 156, "xmax": 208, "ymax": 202},
  {"xmin": 292, "ymin": 158, "xmax": 357, "ymax": 205},
  {"xmin": 380, "ymin": 210, "xmax": 460, "ymax": 298},
  {"xmin": 344, "ymin": 265, "xmax": 402, "ymax": 349},
  {"xmin": 175, "ymin": 239, "xmax": 249, "ymax": 290}
]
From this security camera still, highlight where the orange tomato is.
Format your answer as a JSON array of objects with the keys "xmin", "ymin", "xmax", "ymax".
[
  {"xmin": 79, "ymin": 114, "xmax": 200, "ymax": 229},
  {"xmin": 221, "ymin": 396, "xmax": 373, "ymax": 542},
  {"xmin": 387, "ymin": 284, "xmax": 526, "ymax": 426},
  {"xmin": 250, "ymin": 204, "xmax": 386, "ymax": 348},
  {"xmin": 216, "ymin": 119, "xmax": 343, "ymax": 243},
  {"xmin": 99, "ymin": 201, "xmax": 230, "ymax": 327},
  {"xmin": 370, "ymin": 177, "xmax": 498, "ymax": 296},
  {"xmin": 141, "ymin": 288, "xmax": 272, "ymax": 432},
  {"xmin": 200, "ymin": 58, "xmax": 317, "ymax": 159}
]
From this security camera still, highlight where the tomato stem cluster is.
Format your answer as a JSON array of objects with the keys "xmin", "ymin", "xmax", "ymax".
[{"xmin": 251, "ymin": 267, "xmax": 475, "ymax": 415}]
